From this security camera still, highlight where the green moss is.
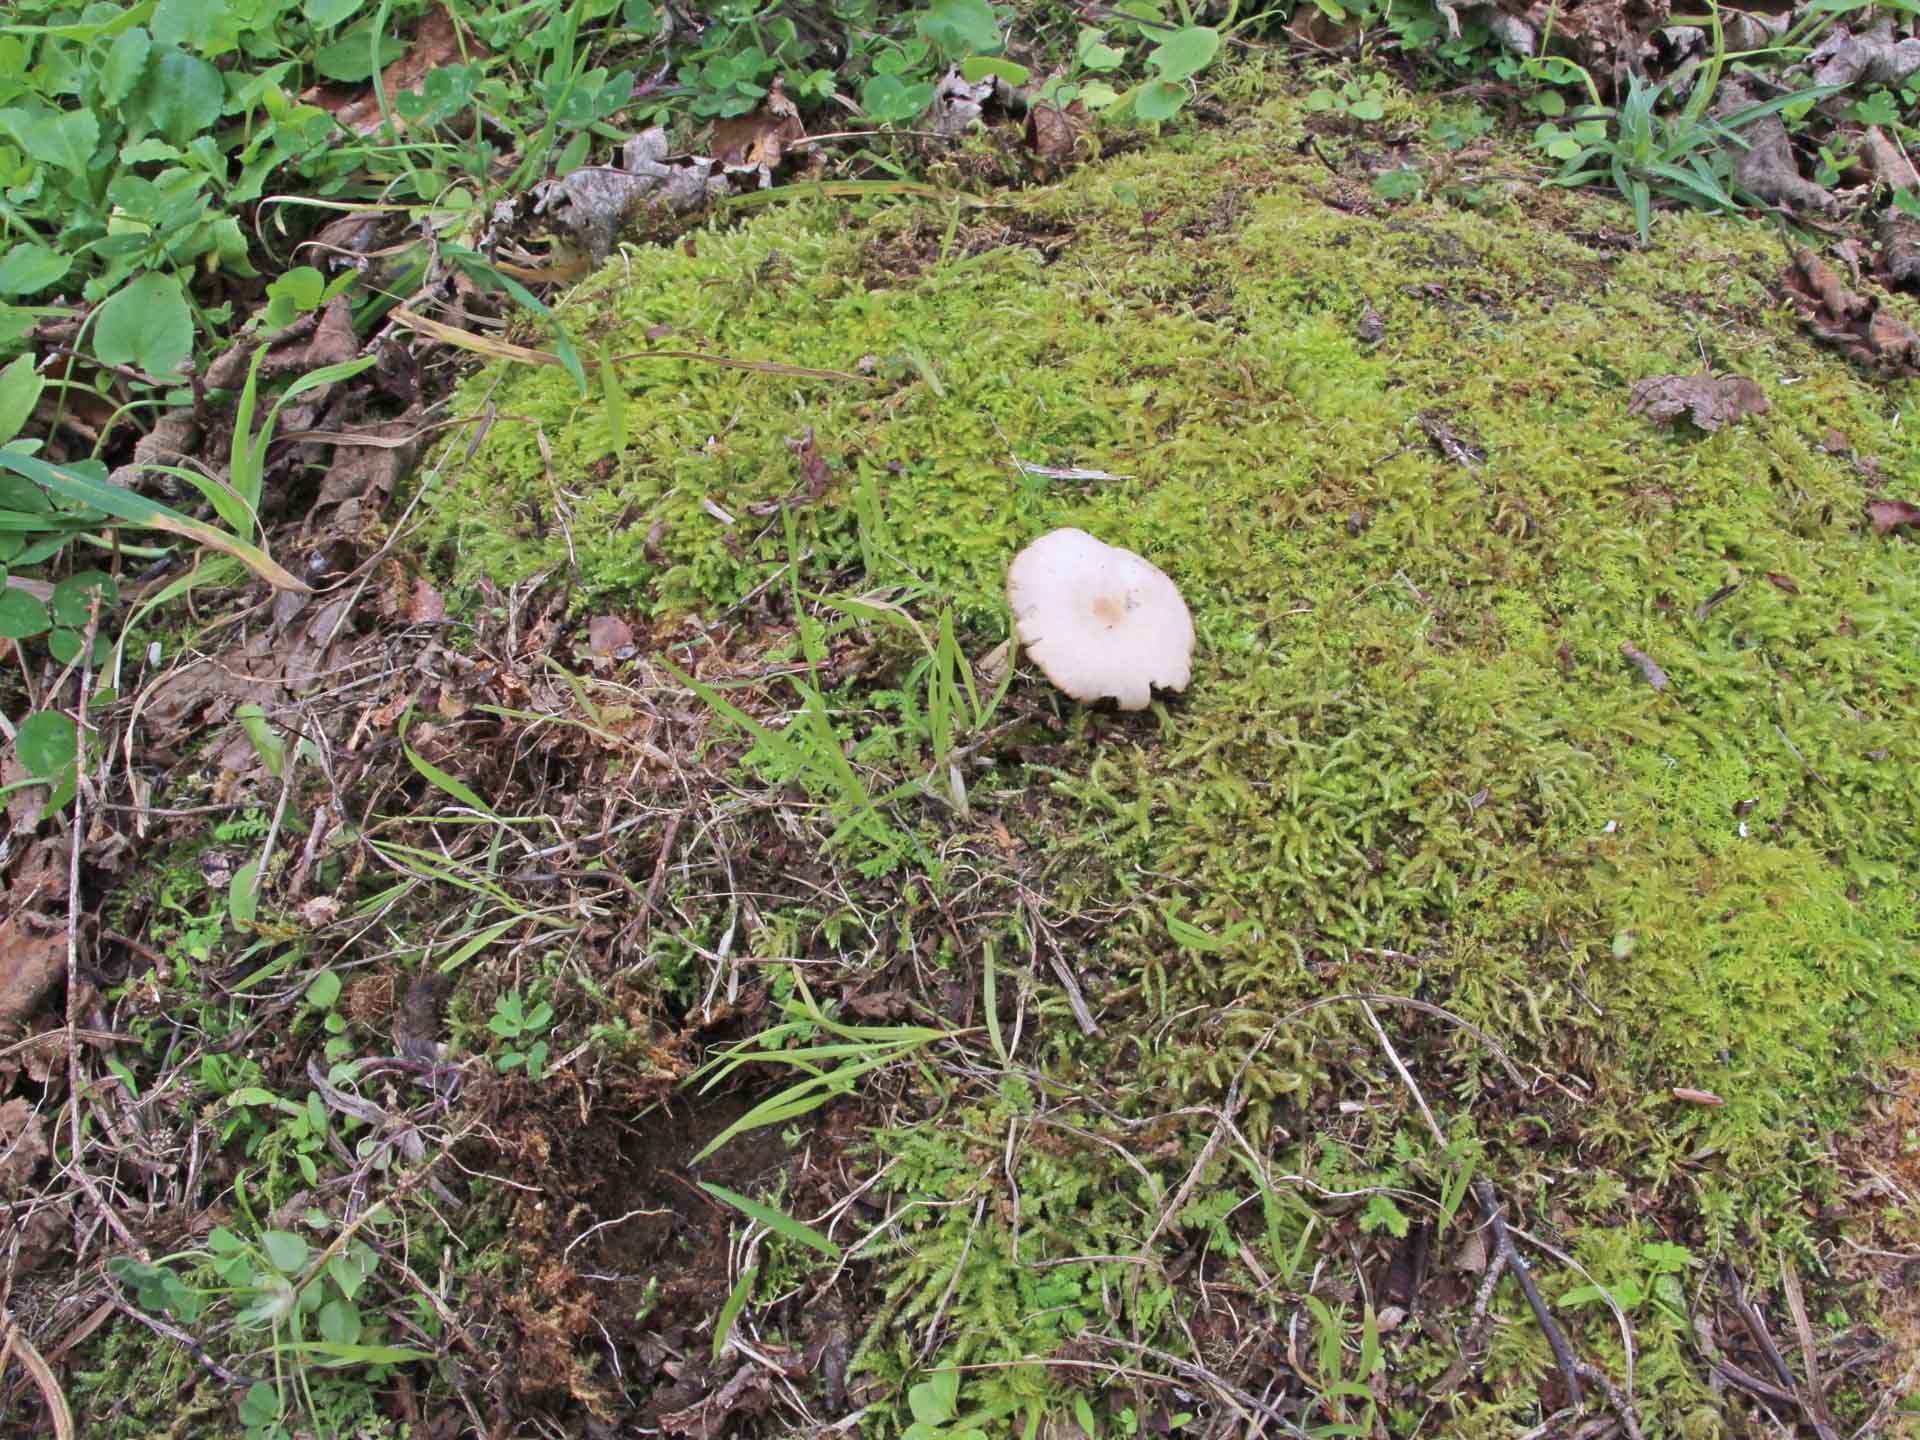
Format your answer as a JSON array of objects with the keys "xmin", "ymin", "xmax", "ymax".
[{"xmin": 423, "ymin": 76, "xmax": 1920, "ymax": 1433}]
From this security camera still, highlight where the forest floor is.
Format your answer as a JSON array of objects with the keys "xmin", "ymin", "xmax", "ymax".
[{"xmin": 6, "ymin": 43, "xmax": 1920, "ymax": 1440}]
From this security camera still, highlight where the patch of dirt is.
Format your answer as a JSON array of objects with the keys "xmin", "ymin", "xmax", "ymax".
[{"xmin": 857, "ymin": 209, "xmax": 1077, "ymax": 287}]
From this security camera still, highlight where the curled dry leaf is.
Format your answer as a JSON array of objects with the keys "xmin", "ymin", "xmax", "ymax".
[
  {"xmin": 1808, "ymin": 21, "xmax": 1920, "ymax": 89},
  {"xmin": 1784, "ymin": 248, "xmax": 1920, "ymax": 375},
  {"xmin": 1672, "ymin": 1087, "xmax": 1726, "ymax": 1106},
  {"xmin": 1629, "ymin": 369, "xmax": 1770, "ymax": 433},
  {"xmin": 1867, "ymin": 498, "xmax": 1920, "ymax": 534},
  {"xmin": 1858, "ymin": 126, "xmax": 1920, "ymax": 193},
  {"xmin": 929, "ymin": 66, "xmax": 995, "ymax": 137},
  {"xmin": 534, "ymin": 129, "xmax": 730, "ymax": 262},
  {"xmin": 1619, "ymin": 642, "xmax": 1670, "ymax": 691},
  {"xmin": 1715, "ymin": 82, "xmax": 1834, "ymax": 213},
  {"xmin": 1880, "ymin": 210, "xmax": 1920, "ymax": 291},
  {"xmin": 0, "ymin": 1097, "xmax": 49, "ymax": 1192},
  {"xmin": 1026, "ymin": 99, "xmax": 1090, "ymax": 175},
  {"xmin": 709, "ymin": 78, "xmax": 806, "ymax": 186}
]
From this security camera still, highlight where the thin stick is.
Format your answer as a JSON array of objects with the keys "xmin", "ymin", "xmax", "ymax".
[{"xmin": 1, "ymin": 1316, "xmax": 76, "ymax": 1440}]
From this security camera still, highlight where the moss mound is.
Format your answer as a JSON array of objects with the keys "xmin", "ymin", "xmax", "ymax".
[{"xmin": 424, "ymin": 75, "xmax": 1920, "ymax": 1432}]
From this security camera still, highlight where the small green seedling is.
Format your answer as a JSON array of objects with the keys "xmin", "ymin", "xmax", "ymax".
[{"xmin": 490, "ymin": 990, "xmax": 554, "ymax": 1078}]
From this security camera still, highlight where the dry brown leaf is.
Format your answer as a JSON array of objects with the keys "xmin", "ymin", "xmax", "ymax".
[
  {"xmin": 1026, "ymin": 100, "xmax": 1089, "ymax": 174},
  {"xmin": 1619, "ymin": 642, "xmax": 1670, "ymax": 691},
  {"xmin": 1867, "ymin": 498, "xmax": 1920, "ymax": 534},
  {"xmin": 1784, "ymin": 248, "xmax": 1920, "ymax": 375},
  {"xmin": 0, "ymin": 1098, "xmax": 50, "ymax": 1192},
  {"xmin": 0, "ymin": 839, "xmax": 70, "ymax": 1027},
  {"xmin": 710, "ymin": 78, "xmax": 806, "ymax": 183},
  {"xmin": 587, "ymin": 615, "xmax": 634, "ymax": 656},
  {"xmin": 1628, "ymin": 369, "xmax": 1770, "ymax": 432},
  {"xmin": 410, "ymin": 578, "xmax": 447, "ymax": 624},
  {"xmin": 1672, "ymin": 1087, "xmax": 1726, "ymax": 1106},
  {"xmin": 1859, "ymin": 126, "xmax": 1920, "ymax": 192}
]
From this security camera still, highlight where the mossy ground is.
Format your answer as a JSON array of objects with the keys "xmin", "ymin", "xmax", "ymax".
[
  {"xmin": 372, "ymin": 61, "xmax": 1917, "ymax": 1436},
  {"xmin": 398, "ymin": 64, "xmax": 1920, "ymax": 1436}
]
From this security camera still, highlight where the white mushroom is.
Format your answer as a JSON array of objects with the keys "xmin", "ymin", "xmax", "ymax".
[{"xmin": 1006, "ymin": 528, "xmax": 1195, "ymax": 711}]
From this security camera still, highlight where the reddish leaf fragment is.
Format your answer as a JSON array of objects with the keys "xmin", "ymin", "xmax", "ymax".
[
  {"xmin": 786, "ymin": 427, "xmax": 833, "ymax": 500},
  {"xmin": 1628, "ymin": 369, "xmax": 1770, "ymax": 433},
  {"xmin": 1672, "ymin": 1087, "xmax": 1725, "ymax": 1106},
  {"xmin": 587, "ymin": 614, "xmax": 634, "ymax": 655},
  {"xmin": 1867, "ymin": 498, "xmax": 1920, "ymax": 534},
  {"xmin": 1764, "ymin": 573, "xmax": 1799, "ymax": 595},
  {"xmin": 1619, "ymin": 642, "xmax": 1670, "ymax": 691},
  {"xmin": 1026, "ymin": 100, "xmax": 1090, "ymax": 175},
  {"xmin": 409, "ymin": 579, "xmax": 446, "ymax": 623}
]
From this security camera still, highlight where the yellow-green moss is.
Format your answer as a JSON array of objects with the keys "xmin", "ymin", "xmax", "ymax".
[{"xmin": 423, "ymin": 75, "xmax": 1920, "ymax": 1434}]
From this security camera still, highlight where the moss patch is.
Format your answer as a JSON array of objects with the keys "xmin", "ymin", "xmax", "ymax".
[{"xmin": 422, "ymin": 76, "xmax": 1920, "ymax": 1433}]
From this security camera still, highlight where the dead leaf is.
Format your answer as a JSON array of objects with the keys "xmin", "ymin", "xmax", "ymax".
[
  {"xmin": 786, "ymin": 427, "xmax": 833, "ymax": 500},
  {"xmin": 533, "ymin": 129, "xmax": 730, "ymax": 263},
  {"xmin": 1783, "ymin": 248, "xmax": 1920, "ymax": 375},
  {"xmin": 0, "ymin": 1098, "xmax": 49, "ymax": 1193},
  {"xmin": 0, "ymin": 840, "xmax": 70, "ymax": 1027},
  {"xmin": 659, "ymin": 1362, "xmax": 779, "ymax": 1439},
  {"xmin": 304, "ymin": 3, "xmax": 473, "ymax": 136},
  {"xmin": 301, "ymin": 896, "xmax": 343, "ymax": 929},
  {"xmin": 1026, "ymin": 100, "xmax": 1089, "ymax": 174},
  {"xmin": 929, "ymin": 66, "xmax": 994, "ymax": 137},
  {"xmin": 1715, "ymin": 81, "xmax": 1834, "ymax": 213},
  {"xmin": 105, "ymin": 408, "xmax": 200, "ymax": 492},
  {"xmin": 1880, "ymin": 209, "xmax": 1920, "ymax": 291},
  {"xmin": 586, "ymin": 615, "xmax": 634, "ymax": 656},
  {"xmin": 1859, "ymin": 126, "xmax": 1920, "ymax": 192},
  {"xmin": 410, "ymin": 579, "xmax": 447, "ymax": 624},
  {"xmin": 1693, "ymin": 581, "xmax": 1742, "ymax": 620},
  {"xmin": 1628, "ymin": 369, "xmax": 1770, "ymax": 432},
  {"xmin": 710, "ymin": 78, "xmax": 806, "ymax": 185},
  {"xmin": 1672, "ymin": 1087, "xmax": 1726, "ymax": 1106},
  {"xmin": 1416, "ymin": 411, "xmax": 1484, "ymax": 468},
  {"xmin": 1619, "ymin": 642, "xmax": 1670, "ymax": 691},
  {"xmin": 1808, "ymin": 21, "xmax": 1920, "ymax": 89},
  {"xmin": 1765, "ymin": 573, "xmax": 1799, "ymax": 595},
  {"xmin": 1867, "ymin": 498, "xmax": 1920, "ymax": 534}
]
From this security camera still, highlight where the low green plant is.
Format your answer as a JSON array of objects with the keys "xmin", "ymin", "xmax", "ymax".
[
  {"xmin": 489, "ymin": 987, "xmax": 555, "ymax": 1078},
  {"xmin": 1305, "ymin": 72, "xmax": 1393, "ymax": 123},
  {"xmin": 903, "ymin": 1369, "xmax": 989, "ymax": 1440},
  {"xmin": 110, "ymin": 1223, "xmax": 425, "ymax": 1440}
]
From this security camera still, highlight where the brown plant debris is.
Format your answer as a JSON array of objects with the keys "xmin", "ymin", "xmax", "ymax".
[
  {"xmin": 533, "ymin": 130, "xmax": 731, "ymax": 262},
  {"xmin": 1715, "ymin": 82, "xmax": 1834, "ymax": 213},
  {"xmin": 1628, "ymin": 368, "xmax": 1770, "ymax": 432},
  {"xmin": 1878, "ymin": 209, "xmax": 1920, "ymax": 291},
  {"xmin": 1808, "ymin": 21, "xmax": 1920, "ymax": 89},
  {"xmin": 1783, "ymin": 248, "xmax": 1920, "ymax": 375},
  {"xmin": 1867, "ymin": 498, "xmax": 1920, "ymax": 535},
  {"xmin": 1619, "ymin": 642, "xmax": 1671, "ymax": 691}
]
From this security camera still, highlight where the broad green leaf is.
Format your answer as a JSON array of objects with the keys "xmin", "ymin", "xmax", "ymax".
[
  {"xmin": 137, "ymin": 47, "xmax": 225, "ymax": 147},
  {"xmin": 314, "ymin": 24, "xmax": 405, "ymax": 83},
  {"xmin": 152, "ymin": 0, "xmax": 242, "ymax": 54},
  {"xmin": 917, "ymin": 0, "xmax": 1001, "ymax": 56},
  {"xmin": 307, "ymin": 969, "xmax": 342, "ymax": 1009},
  {"xmin": 699, "ymin": 1183, "xmax": 842, "ymax": 1257},
  {"xmin": 15, "ymin": 709, "xmax": 76, "ymax": 779},
  {"xmin": 0, "ymin": 356, "xmax": 44, "ymax": 445},
  {"xmin": 1148, "ymin": 26, "xmax": 1219, "ymax": 82},
  {"xmin": 260, "ymin": 1229, "xmax": 308, "ymax": 1273},
  {"xmin": 0, "ymin": 587, "xmax": 50, "ymax": 639},
  {"xmin": 5, "ymin": 107, "xmax": 99, "ymax": 174},
  {"xmin": 99, "ymin": 26, "xmax": 152, "ymax": 105},
  {"xmin": 305, "ymin": 0, "xmax": 367, "ymax": 26},
  {"xmin": 51, "ymin": 570, "xmax": 115, "ymax": 628},
  {"xmin": 92, "ymin": 273, "xmax": 194, "ymax": 378},
  {"xmin": 273, "ymin": 1340, "xmax": 430, "ymax": 1365},
  {"xmin": 0, "ymin": 244, "xmax": 70, "ymax": 298},
  {"xmin": 959, "ymin": 56, "xmax": 1029, "ymax": 85},
  {"xmin": 235, "ymin": 701, "xmax": 286, "ymax": 778},
  {"xmin": 229, "ymin": 860, "xmax": 261, "ymax": 928},
  {"xmin": 1133, "ymin": 78, "xmax": 1188, "ymax": 123}
]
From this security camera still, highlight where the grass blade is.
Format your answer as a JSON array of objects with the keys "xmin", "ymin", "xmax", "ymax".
[{"xmin": 699, "ymin": 1183, "xmax": 841, "ymax": 1257}]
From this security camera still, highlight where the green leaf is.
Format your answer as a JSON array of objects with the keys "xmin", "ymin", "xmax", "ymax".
[
  {"xmin": 3, "ymin": 107, "xmax": 99, "ymax": 174},
  {"xmin": 959, "ymin": 56, "xmax": 1029, "ymax": 85},
  {"xmin": 0, "ymin": 446, "xmax": 308, "ymax": 590},
  {"xmin": 315, "ymin": 23, "xmax": 405, "ymax": 83},
  {"xmin": 51, "ymin": 570, "xmax": 115, "ymax": 628},
  {"xmin": 0, "ymin": 244, "xmax": 71, "ymax": 299},
  {"xmin": 307, "ymin": 969, "xmax": 342, "ymax": 1009},
  {"xmin": 909, "ymin": 1370, "xmax": 960, "ymax": 1424},
  {"xmin": 699, "ymin": 1182, "xmax": 842, "ymax": 1257},
  {"xmin": 317, "ymin": 1297, "xmax": 362, "ymax": 1345},
  {"xmin": 261, "ymin": 1229, "xmax": 308, "ymax": 1273},
  {"xmin": 273, "ymin": 1340, "xmax": 430, "ymax": 1365},
  {"xmin": 1133, "ymin": 79, "xmax": 1188, "ymax": 123},
  {"xmin": 1148, "ymin": 26, "xmax": 1219, "ymax": 83},
  {"xmin": 262, "ymin": 266, "xmax": 325, "ymax": 331},
  {"xmin": 0, "ymin": 358, "xmax": 43, "ymax": 448},
  {"xmin": 401, "ymin": 712, "xmax": 496, "ymax": 815},
  {"xmin": 136, "ymin": 47, "xmax": 226, "ymax": 148},
  {"xmin": 229, "ymin": 859, "xmax": 261, "ymax": 928},
  {"xmin": 235, "ymin": 702, "xmax": 287, "ymax": 778},
  {"xmin": 711, "ymin": 1265, "xmax": 758, "ymax": 1361},
  {"xmin": 305, "ymin": 0, "xmax": 367, "ymax": 27},
  {"xmin": 93, "ymin": 273, "xmax": 194, "ymax": 379},
  {"xmin": 917, "ymin": 0, "xmax": 1001, "ymax": 56},
  {"xmin": 15, "ymin": 709, "xmax": 76, "ymax": 779},
  {"xmin": 99, "ymin": 26, "xmax": 152, "ymax": 106}
]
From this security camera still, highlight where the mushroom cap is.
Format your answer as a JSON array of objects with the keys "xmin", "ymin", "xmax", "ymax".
[{"xmin": 1006, "ymin": 528, "xmax": 1195, "ymax": 711}]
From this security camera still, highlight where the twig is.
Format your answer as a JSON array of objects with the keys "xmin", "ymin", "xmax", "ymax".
[
  {"xmin": 1082, "ymin": 1334, "xmax": 1312, "ymax": 1439},
  {"xmin": 1025, "ymin": 899, "xmax": 1100, "ymax": 1037},
  {"xmin": 1779, "ymin": 1257, "xmax": 1841, "ymax": 1440},
  {"xmin": 1, "ymin": 1314, "xmax": 75, "ymax": 1440}
]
